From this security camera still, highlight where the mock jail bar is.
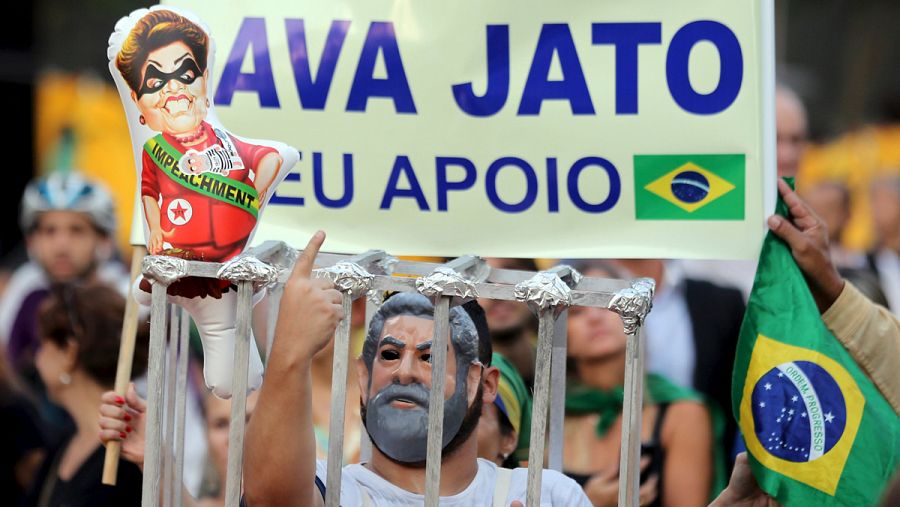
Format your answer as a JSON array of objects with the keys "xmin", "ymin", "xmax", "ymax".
[
  {"xmin": 162, "ymin": 305, "xmax": 178, "ymax": 507},
  {"xmin": 173, "ymin": 308, "xmax": 191, "ymax": 507},
  {"xmin": 515, "ymin": 265, "xmax": 581, "ymax": 507},
  {"xmin": 314, "ymin": 250, "xmax": 394, "ymax": 507},
  {"xmin": 610, "ymin": 280, "xmax": 655, "ymax": 507},
  {"xmin": 414, "ymin": 255, "xmax": 491, "ymax": 507},
  {"xmin": 137, "ymin": 241, "xmax": 654, "ymax": 506}
]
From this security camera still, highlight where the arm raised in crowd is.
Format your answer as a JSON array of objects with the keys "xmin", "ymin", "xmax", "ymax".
[
  {"xmin": 767, "ymin": 179, "xmax": 900, "ymax": 415},
  {"xmin": 766, "ymin": 178, "xmax": 844, "ymax": 312},
  {"xmin": 243, "ymin": 231, "xmax": 344, "ymax": 507}
]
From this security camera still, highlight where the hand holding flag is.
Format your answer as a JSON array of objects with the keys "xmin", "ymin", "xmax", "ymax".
[
  {"xmin": 766, "ymin": 179, "xmax": 844, "ymax": 313},
  {"xmin": 732, "ymin": 179, "xmax": 899, "ymax": 506}
]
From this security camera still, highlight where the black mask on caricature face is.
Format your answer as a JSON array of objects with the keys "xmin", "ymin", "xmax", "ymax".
[{"xmin": 138, "ymin": 58, "xmax": 201, "ymax": 98}]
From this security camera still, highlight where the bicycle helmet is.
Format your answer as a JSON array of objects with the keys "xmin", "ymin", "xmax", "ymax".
[{"xmin": 20, "ymin": 171, "xmax": 116, "ymax": 235}]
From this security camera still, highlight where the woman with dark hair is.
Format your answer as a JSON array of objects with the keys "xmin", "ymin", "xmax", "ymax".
[
  {"xmin": 21, "ymin": 284, "xmax": 148, "ymax": 507},
  {"xmin": 0, "ymin": 346, "xmax": 45, "ymax": 505},
  {"xmin": 562, "ymin": 260, "xmax": 723, "ymax": 507}
]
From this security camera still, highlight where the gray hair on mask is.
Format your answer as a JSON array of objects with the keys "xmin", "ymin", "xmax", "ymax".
[{"xmin": 362, "ymin": 292, "xmax": 480, "ymax": 374}]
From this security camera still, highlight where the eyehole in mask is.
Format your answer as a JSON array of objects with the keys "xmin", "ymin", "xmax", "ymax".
[{"xmin": 138, "ymin": 58, "xmax": 201, "ymax": 98}]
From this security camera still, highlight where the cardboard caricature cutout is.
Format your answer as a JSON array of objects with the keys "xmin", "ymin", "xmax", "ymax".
[{"xmin": 108, "ymin": 6, "xmax": 298, "ymax": 398}]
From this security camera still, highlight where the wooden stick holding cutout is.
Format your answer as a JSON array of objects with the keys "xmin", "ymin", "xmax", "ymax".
[{"xmin": 102, "ymin": 246, "xmax": 147, "ymax": 485}]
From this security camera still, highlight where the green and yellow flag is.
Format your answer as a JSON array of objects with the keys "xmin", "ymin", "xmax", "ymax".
[
  {"xmin": 634, "ymin": 154, "xmax": 745, "ymax": 220},
  {"xmin": 733, "ymin": 181, "xmax": 899, "ymax": 505}
]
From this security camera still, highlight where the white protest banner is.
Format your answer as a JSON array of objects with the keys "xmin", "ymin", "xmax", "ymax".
[{"xmin": 157, "ymin": 0, "xmax": 775, "ymax": 259}]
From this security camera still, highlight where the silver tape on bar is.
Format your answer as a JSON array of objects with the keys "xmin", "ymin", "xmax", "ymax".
[
  {"xmin": 416, "ymin": 256, "xmax": 485, "ymax": 507},
  {"xmin": 313, "ymin": 250, "xmax": 390, "ymax": 507},
  {"xmin": 514, "ymin": 266, "xmax": 579, "ymax": 507},
  {"xmin": 142, "ymin": 281, "xmax": 171, "ymax": 507},
  {"xmin": 173, "ymin": 307, "xmax": 191, "ymax": 507},
  {"xmin": 264, "ymin": 284, "xmax": 284, "ymax": 363},
  {"xmin": 324, "ymin": 294, "xmax": 353, "ymax": 507},
  {"xmin": 608, "ymin": 278, "xmax": 655, "ymax": 335},
  {"xmin": 424, "ymin": 297, "xmax": 451, "ymax": 507},
  {"xmin": 217, "ymin": 253, "xmax": 279, "ymax": 293},
  {"xmin": 163, "ymin": 304, "xmax": 179, "ymax": 507},
  {"xmin": 220, "ymin": 252, "xmax": 286, "ymax": 507},
  {"xmin": 141, "ymin": 257, "xmax": 189, "ymax": 507},
  {"xmin": 359, "ymin": 293, "xmax": 384, "ymax": 464},
  {"xmin": 608, "ymin": 279, "xmax": 655, "ymax": 507},
  {"xmin": 548, "ymin": 309, "xmax": 568, "ymax": 472},
  {"xmin": 224, "ymin": 282, "xmax": 254, "ymax": 507},
  {"xmin": 526, "ymin": 309, "xmax": 556, "ymax": 507}
]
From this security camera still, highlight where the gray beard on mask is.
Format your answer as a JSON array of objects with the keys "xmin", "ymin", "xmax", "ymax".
[{"xmin": 362, "ymin": 374, "xmax": 472, "ymax": 464}]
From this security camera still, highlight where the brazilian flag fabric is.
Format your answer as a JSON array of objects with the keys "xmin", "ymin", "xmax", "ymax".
[
  {"xmin": 634, "ymin": 154, "xmax": 744, "ymax": 220},
  {"xmin": 733, "ymin": 182, "xmax": 899, "ymax": 505}
]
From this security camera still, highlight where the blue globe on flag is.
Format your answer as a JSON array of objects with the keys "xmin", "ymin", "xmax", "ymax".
[
  {"xmin": 670, "ymin": 170, "xmax": 710, "ymax": 203},
  {"xmin": 751, "ymin": 361, "xmax": 847, "ymax": 463}
]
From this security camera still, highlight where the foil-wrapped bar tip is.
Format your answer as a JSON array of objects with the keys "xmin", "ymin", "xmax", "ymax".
[
  {"xmin": 314, "ymin": 261, "xmax": 375, "ymax": 298},
  {"xmin": 607, "ymin": 278, "xmax": 656, "ymax": 335},
  {"xmin": 217, "ymin": 253, "xmax": 279, "ymax": 290},
  {"xmin": 415, "ymin": 266, "xmax": 479, "ymax": 299},
  {"xmin": 141, "ymin": 256, "xmax": 188, "ymax": 286},
  {"xmin": 514, "ymin": 271, "xmax": 573, "ymax": 314}
]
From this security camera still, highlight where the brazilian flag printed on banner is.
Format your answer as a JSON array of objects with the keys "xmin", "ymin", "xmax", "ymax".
[
  {"xmin": 634, "ymin": 154, "xmax": 745, "ymax": 220},
  {"xmin": 733, "ymin": 180, "xmax": 899, "ymax": 505}
]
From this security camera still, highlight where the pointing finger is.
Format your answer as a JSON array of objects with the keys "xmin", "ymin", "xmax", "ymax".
[{"xmin": 291, "ymin": 231, "xmax": 325, "ymax": 280}]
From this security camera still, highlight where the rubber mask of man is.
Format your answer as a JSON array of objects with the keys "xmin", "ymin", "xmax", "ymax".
[{"xmin": 359, "ymin": 293, "xmax": 484, "ymax": 464}]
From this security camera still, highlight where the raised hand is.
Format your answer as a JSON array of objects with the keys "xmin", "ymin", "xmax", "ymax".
[
  {"xmin": 273, "ymin": 231, "xmax": 344, "ymax": 362},
  {"xmin": 767, "ymin": 179, "xmax": 845, "ymax": 312}
]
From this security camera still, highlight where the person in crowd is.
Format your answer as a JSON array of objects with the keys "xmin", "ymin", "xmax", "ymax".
[
  {"xmin": 476, "ymin": 352, "xmax": 532, "ymax": 468},
  {"xmin": 3, "ymin": 171, "xmax": 210, "ymax": 495},
  {"xmin": 682, "ymin": 84, "xmax": 811, "ymax": 299},
  {"xmin": 803, "ymin": 180, "xmax": 889, "ymax": 305},
  {"xmin": 198, "ymin": 390, "xmax": 260, "ymax": 506},
  {"xmin": 611, "ymin": 258, "xmax": 744, "ymax": 472},
  {"xmin": 802, "ymin": 180, "xmax": 864, "ymax": 268},
  {"xmin": 1, "ymin": 172, "xmax": 123, "ymax": 386},
  {"xmin": 243, "ymin": 232, "xmax": 590, "ymax": 506},
  {"xmin": 100, "ymin": 382, "xmax": 260, "ymax": 507},
  {"xmin": 562, "ymin": 259, "xmax": 723, "ymax": 507},
  {"xmin": 775, "ymin": 84, "xmax": 809, "ymax": 179},
  {"xmin": 0, "ymin": 346, "xmax": 45, "ymax": 505},
  {"xmin": 479, "ymin": 258, "xmax": 539, "ymax": 390},
  {"xmin": 22, "ymin": 284, "xmax": 147, "ymax": 506},
  {"xmin": 865, "ymin": 174, "xmax": 900, "ymax": 316}
]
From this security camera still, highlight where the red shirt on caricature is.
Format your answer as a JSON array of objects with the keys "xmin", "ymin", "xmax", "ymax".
[{"xmin": 140, "ymin": 121, "xmax": 276, "ymax": 298}]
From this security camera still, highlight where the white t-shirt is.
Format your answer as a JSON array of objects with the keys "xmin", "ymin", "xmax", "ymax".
[{"xmin": 314, "ymin": 458, "xmax": 591, "ymax": 506}]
